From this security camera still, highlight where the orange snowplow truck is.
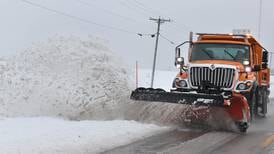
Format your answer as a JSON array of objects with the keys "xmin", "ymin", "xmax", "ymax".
[{"xmin": 131, "ymin": 32, "xmax": 270, "ymax": 132}]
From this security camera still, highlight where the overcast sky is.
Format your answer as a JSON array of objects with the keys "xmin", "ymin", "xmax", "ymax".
[{"xmin": 0, "ymin": 0, "xmax": 273, "ymax": 70}]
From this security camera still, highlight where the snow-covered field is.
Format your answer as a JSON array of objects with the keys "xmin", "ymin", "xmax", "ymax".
[
  {"xmin": 0, "ymin": 117, "xmax": 168, "ymax": 154},
  {"xmin": 138, "ymin": 69, "xmax": 177, "ymax": 90}
]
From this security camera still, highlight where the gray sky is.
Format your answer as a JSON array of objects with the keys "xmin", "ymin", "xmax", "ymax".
[{"xmin": 0, "ymin": 0, "xmax": 273, "ymax": 70}]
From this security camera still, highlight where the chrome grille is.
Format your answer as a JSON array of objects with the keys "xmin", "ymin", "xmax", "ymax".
[{"xmin": 190, "ymin": 67, "xmax": 235, "ymax": 89}]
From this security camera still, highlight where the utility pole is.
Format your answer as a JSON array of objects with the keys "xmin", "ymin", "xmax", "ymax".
[
  {"xmin": 149, "ymin": 17, "xmax": 171, "ymax": 88},
  {"xmin": 258, "ymin": 0, "xmax": 263, "ymax": 40}
]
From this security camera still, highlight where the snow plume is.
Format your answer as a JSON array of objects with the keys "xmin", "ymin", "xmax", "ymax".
[
  {"xmin": 0, "ymin": 35, "xmax": 132, "ymax": 119},
  {"xmin": 126, "ymin": 102, "xmax": 237, "ymax": 131}
]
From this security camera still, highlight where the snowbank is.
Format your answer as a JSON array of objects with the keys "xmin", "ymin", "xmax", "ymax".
[
  {"xmin": 0, "ymin": 117, "xmax": 168, "ymax": 154},
  {"xmin": 0, "ymin": 36, "xmax": 132, "ymax": 119},
  {"xmin": 0, "ymin": 37, "xmax": 172, "ymax": 154}
]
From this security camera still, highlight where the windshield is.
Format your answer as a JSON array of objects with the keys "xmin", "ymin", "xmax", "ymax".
[{"xmin": 190, "ymin": 43, "xmax": 250, "ymax": 64}]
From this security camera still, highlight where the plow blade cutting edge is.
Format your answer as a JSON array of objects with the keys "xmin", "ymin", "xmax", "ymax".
[{"xmin": 130, "ymin": 88, "xmax": 224, "ymax": 107}]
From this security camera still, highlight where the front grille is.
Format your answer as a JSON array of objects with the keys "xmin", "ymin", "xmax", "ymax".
[{"xmin": 189, "ymin": 67, "xmax": 235, "ymax": 89}]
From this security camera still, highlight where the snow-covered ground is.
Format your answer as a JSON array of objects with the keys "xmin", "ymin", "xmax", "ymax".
[
  {"xmin": 0, "ymin": 117, "xmax": 168, "ymax": 154},
  {"xmin": 138, "ymin": 69, "xmax": 177, "ymax": 90},
  {"xmin": 0, "ymin": 36, "xmax": 169, "ymax": 154}
]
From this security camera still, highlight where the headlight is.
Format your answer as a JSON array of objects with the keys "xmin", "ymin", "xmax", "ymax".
[
  {"xmin": 179, "ymin": 80, "xmax": 187, "ymax": 87},
  {"xmin": 177, "ymin": 57, "xmax": 184, "ymax": 62},
  {"xmin": 236, "ymin": 81, "xmax": 252, "ymax": 91},
  {"xmin": 245, "ymin": 67, "xmax": 251, "ymax": 72},
  {"xmin": 237, "ymin": 83, "xmax": 247, "ymax": 90},
  {"xmin": 243, "ymin": 60, "xmax": 250, "ymax": 66},
  {"xmin": 173, "ymin": 78, "xmax": 188, "ymax": 88}
]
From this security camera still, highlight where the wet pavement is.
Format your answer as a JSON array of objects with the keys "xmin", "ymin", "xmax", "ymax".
[
  {"xmin": 212, "ymin": 98, "xmax": 274, "ymax": 154},
  {"xmin": 104, "ymin": 99, "xmax": 274, "ymax": 154},
  {"xmin": 102, "ymin": 129, "xmax": 205, "ymax": 154}
]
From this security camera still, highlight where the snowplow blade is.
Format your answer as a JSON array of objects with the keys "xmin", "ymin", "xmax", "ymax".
[{"xmin": 130, "ymin": 88, "xmax": 224, "ymax": 107}]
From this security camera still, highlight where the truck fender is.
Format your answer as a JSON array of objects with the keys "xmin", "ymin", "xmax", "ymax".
[{"xmin": 225, "ymin": 93, "xmax": 250, "ymax": 123}]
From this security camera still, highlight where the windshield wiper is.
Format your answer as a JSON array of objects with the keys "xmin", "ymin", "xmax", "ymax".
[
  {"xmin": 202, "ymin": 49, "xmax": 213, "ymax": 59},
  {"xmin": 224, "ymin": 49, "xmax": 236, "ymax": 60}
]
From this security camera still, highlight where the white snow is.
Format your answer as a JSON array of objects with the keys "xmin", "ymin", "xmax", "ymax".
[
  {"xmin": 270, "ymin": 75, "xmax": 274, "ymax": 98},
  {"xmin": 0, "ymin": 36, "xmax": 169, "ymax": 154},
  {"xmin": 0, "ymin": 117, "xmax": 168, "ymax": 154},
  {"xmin": 0, "ymin": 35, "xmax": 132, "ymax": 119},
  {"xmin": 138, "ymin": 69, "xmax": 177, "ymax": 90}
]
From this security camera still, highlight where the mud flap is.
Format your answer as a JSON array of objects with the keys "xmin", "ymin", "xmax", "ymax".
[
  {"xmin": 225, "ymin": 94, "xmax": 250, "ymax": 132},
  {"xmin": 226, "ymin": 94, "xmax": 250, "ymax": 122}
]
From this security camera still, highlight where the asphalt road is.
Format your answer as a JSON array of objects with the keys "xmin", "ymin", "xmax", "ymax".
[
  {"xmin": 104, "ymin": 98, "xmax": 274, "ymax": 154},
  {"xmin": 212, "ymin": 98, "xmax": 274, "ymax": 154},
  {"xmin": 102, "ymin": 129, "xmax": 206, "ymax": 154}
]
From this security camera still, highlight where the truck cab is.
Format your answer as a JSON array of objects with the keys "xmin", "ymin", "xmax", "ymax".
[{"xmin": 173, "ymin": 33, "xmax": 270, "ymax": 118}]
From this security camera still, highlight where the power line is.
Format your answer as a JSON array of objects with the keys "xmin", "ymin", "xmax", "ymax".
[
  {"xmin": 159, "ymin": 33, "xmax": 175, "ymax": 45},
  {"xmin": 21, "ymin": 0, "xmax": 137, "ymax": 35},
  {"xmin": 128, "ymin": 0, "xmax": 192, "ymax": 32},
  {"xmin": 72, "ymin": 0, "xmax": 146, "ymax": 25},
  {"xmin": 118, "ymin": 0, "xmax": 192, "ymax": 36},
  {"xmin": 128, "ymin": 0, "xmax": 158, "ymax": 16},
  {"xmin": 118, "ymin": 0, "xmax": 151, "ymax": 17}
]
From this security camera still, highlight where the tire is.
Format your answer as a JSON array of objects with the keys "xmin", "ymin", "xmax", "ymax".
[
  {"xmin": 239, "ymin": 126, "xmax": 247, "ymax": 133},
  {"xmin": 267, "ymin": 89, "xmax": 270, "ymax": 104},
  {"xmin": 262, "ymin": 88, "xmax": 268, "ymax": 115},
  {"xmin": 236, "ymin": 122, "xmax": 248, "ymax": 133},
  {"xmin": 249, "ymin": 91, "xmax": 257, "ymax": 121},
  {"xmin": 256, "ymin": 87, "xmax": 267, "ymax": 118}
]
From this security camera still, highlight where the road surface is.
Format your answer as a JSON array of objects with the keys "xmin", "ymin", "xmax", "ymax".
[
  {"xmin": 104, "ymin": 98, "xmax": 274, "ymax": 154},
  {"xmin": 212, "ymin": 98, "xmax": 274, "ymax": 154}
]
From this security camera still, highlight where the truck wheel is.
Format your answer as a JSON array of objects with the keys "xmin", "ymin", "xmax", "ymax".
[
  {"xmin": 267, "ymin": 89, "xmax": 270, "ymax": 104},
  {"xmin": 249, "ymin": 91, "xmax": 257, "ymax": 121},
  {"xmin": 256, "ymin": 88, "xmax": 267, "ymax": 118},
  {"xmin": 236, "ymin": 122, "xmax": 248, "ymax": 133},
  {"xmin": 262, "ymin": 88, "xmax": 268, "ymax": 115}
]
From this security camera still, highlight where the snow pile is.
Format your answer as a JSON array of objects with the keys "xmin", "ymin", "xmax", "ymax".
[
  {"xmin": 0, "ymin": 117, "xmax": 168, "ymax": 154},
  {"xmin": 0, "ymin": 36, "xmax": 132, "ymax": 119}
]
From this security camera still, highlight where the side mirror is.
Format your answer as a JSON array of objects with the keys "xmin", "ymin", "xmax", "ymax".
[
  {"xmin": 262, "ymin": 51, "xmax": 268, "ymax": 69},
  {"xmin": 174, "ymin": 37, "xmax": 193, "ymax": 68},
  {"xmin": 263, "ymin": 51, "xmax": 268, "ymax": 63},
  {"xmin": 253, "ymin": 65, "xmax": 261, "ymax": 71},
  {"xmin": 176, "ymin": 57, "xmax": 184, "ymax": 66},
  {"xmin": 175, "ymin": 48, "xmax": 185, "ymax": 68}
]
